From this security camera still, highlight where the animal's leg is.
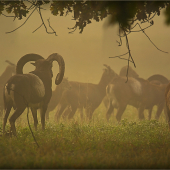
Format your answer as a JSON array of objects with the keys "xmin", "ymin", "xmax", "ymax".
[
  {"xmin": 68, "ymin": 105, "xmax": 78, "ymax": 120},
  {"xmin": 106, "ymin": 100, "xmax": 114, "ymax": 122},
  {"xmin": 103, "ymin": 96, "xmax": 109, "ymax": 109},
  {"xmin": 9, "ymin": 107, "xmax": 26, "ymax": 136},
  {"xmin": 164, "ymin": 106, "xmax": 168, "ymax": 123},
  {"xmin": 88, "ymin": 109, "xmax": 95, "ymax": 121},
  {"xmin": 55, "ymin": 103, "xmax": 67, "ymax": 122},
  {"xmin": 116, "ymin": 105, "xmax": 126, "ymax": 122},
  {"xmin": 31, "ymin": 107, "xmax": 38, "ymax": 131},
  {"xmin": 62, "ymin": 106, "xmax": 71, "ymax": 120},
  {"xmin": 40, "ymin": 105, "xmax": 48, "ymax": 130},
  {"xmin": 45, "ymin": 111, "xmax": 49, "ymax": 121},
  {"xmin": 138, "ymin": 106, "xmax": 145, "ymax": 120},
  {"xmin": 85, "ymin": 106, "xmax": 96, "ymax": 121},
  {"xmin": 79, "ymin": 107, "xmax": 84, "ymax": 121},
  {"xmin": 85, "ymin": 107, "xmax": 90, "ymax": 121},
  {"xmin": 155, "ymin": 104, "xmax": 164, "ymax": 120},
  {"xmin": 3, "ymin": 106, "xmax": 12, "ymax": 134},
  {"xmin": 166, "ymin": 105, "xmax": 170, "ymax": 128},
  {"xmin": 148, "ymin": 107, "xmax": 153, "ymax": 120},
  {"xmin": 0, "ymin": 107, "xmax": 3, "ymax": 118}
]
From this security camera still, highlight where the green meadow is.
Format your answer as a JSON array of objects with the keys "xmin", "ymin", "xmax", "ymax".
[{"xmin": 0, "ymin": 103, "xmax": 170, "ymax": 168}]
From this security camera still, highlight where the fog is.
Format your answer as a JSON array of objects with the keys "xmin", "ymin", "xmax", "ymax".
[{"xmin": 0, "ymin": 6, "xmax": 170, "ymax": 89}]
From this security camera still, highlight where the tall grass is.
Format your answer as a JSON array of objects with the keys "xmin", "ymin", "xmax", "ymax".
[{"xmin": 0, "ymin": 104, "xmax": 170, "ymax": 168}]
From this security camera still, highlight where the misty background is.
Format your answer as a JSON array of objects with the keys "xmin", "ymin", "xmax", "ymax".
[{"xmin": 0, "ymin": 5, "xmax": 170, "ymax": 89}]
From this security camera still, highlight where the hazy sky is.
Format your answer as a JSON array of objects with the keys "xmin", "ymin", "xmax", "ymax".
[{"xmin": 0, "ymin": 4, "xmax": 170, "ymax": 89}]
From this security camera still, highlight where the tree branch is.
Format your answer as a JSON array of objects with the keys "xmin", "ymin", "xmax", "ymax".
[
  {"xmin": 47, "ymin": 18, "xmax": 57, "ymax": 36},
  {"xmin": 116, "ymin": 27, "xmax": 123, "ymax": 46},
  {"xmin": 26, "ymin": 3, "xmax": 35, "ymax": 11},
  {"xmin": 27, "ymin": 0, "xmax": 47, "ymax": 11},
  {"xmin": 68, "ymin": 22, "xmax": 78, "ymax": 34},
  {"xmin": 109, "ymin": 56, "xmax": 133, "ymax": 63},
  {"xmin": 109, "ymin": 52, "xmax": 133, "ymax": 62},
  {"xmin": 1, "ymin": 13, "xmax": 15, "ymax": 17},
  {"xmin": 141, "ymin": 12, "xmax": 157, "ymax": 24},
  {"xmin": 112, "ymin": 16, "xmax": 168, "ymax": 82},
  {"xmin": 124, "ymin": 31, "xmax": 136, "ymax": 82},
  {"xmin": 37, "ymin": 5, "xmax": 57, "ymax": 36},
  {"xmin": 6, "ymin": 5, "xmax": 38, "ymax": 34},
  {"xmin": 137, "ymin": 23, "xmax": 168, "ymax": 53},
  {"xmin": 32, "ymin": 23, "xmax": 43, "ymax": 33}
]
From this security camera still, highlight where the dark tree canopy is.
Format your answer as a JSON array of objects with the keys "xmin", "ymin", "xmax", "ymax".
[
  {"xmin": 0, "ymin": 1, "xmax": 170, "ymax": 33},
  {"xmin": 0, "ymin": 1, "xmax": 169, "ymax": 80}
]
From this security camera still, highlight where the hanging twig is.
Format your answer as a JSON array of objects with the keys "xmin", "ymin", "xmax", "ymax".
[
  {"xmin": 116, "ymin": 27, "xmax": 123, "ymax": 46},
  {"xmin": 109, "ymin": 52, "xmax": 134, "ymax": 63},
  {"xmin": 124, "ymin": 31, "xmax": 136, "ymax": 82},
  {"xmin": 109, "ymin": 56, "xmax": 133, "ymax": 63},
  {"xmin": 125, "ymin": 32, "xmax": 136, "ymax": 67},
  {"xmin": 47, "ymin": 18, "xmax": 57, "ymax": 36},
  {"xmin": 113, "ymin": 24, "xmax": 136, "ymax": 82},
  {"xmin": 32, "ymin": 23, "xmax": 43, "ymax": 33},
  {"xmin": 111, "ymin": 14, "xmax": 168, "ymax": 82},
  {"xmin": 37, "ymin": 5, "xmax": 57, "ymax": 36}
]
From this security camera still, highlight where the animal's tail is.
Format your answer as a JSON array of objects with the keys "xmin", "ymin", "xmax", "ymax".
[{"xmin": 3, "ymin": 76, "xmax": 18, "ymax": 110}]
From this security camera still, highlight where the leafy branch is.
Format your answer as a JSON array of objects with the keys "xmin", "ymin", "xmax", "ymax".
[
  {"xmin": 112, "ymin": 13, "xmax": 168, "ymax": 81},
  {"xmin": 0, "ymin": 1, "xmax": 169, "ymax": 79},
  {"xmin": 36, "ymin": 4, "xmax": 57, "ymax": 36},
  {"xmin": 6, "ymin": 5, "xmax": 38, "ymax": 34},
  {"xmin": 2, "ymin": 1, "xmax": 57, "ymax": 36}
]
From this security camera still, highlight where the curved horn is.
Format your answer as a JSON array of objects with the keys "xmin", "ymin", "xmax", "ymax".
[
  {"xmin": 16, "ymin": 53, "xmax": 44, "ymax": 74},
  {"xmin": 46, "ymin": 53, "xmax": 65, "ymax": 85}
]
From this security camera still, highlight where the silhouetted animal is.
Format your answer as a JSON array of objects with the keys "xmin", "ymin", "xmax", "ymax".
[
  {"xmin": 55, "ymin": 64, "xmax": 118, "ymax": 121},
  {"xmin": 147, "ymin": 74, "xmax": 169, "ymax": 85},
  {"xmin": 45, "ymin": 77, "xmax": 71, "ymax": 120},
  {"xmin": 106, "ymin": 76, "xmax": 167, "ymax": 122},
  {"xmin": 103, "ymin": 65, "xmax": 139, "ymax": 116},
  {"xmin": 3, "ymin": 53, "xmax": 65, "ymax": 136}
]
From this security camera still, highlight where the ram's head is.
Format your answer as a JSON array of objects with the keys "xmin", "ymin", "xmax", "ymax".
[{"xmin": 16, "ymin": 53, "xmax": 65, "ymax": 85}]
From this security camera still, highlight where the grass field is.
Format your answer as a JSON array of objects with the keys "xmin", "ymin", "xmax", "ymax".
[{"xmin": 0, "ymin": 103, "xmax": 170, "ymax": 168}]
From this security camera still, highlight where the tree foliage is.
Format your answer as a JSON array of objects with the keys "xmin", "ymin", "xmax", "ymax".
[
  {"xmin": 0, "ymin": 1, "xmax": 169, "ymax": 79},
  {"xmin": 0, "ymin": 1, "xmax": 170, "ymax": 33}
]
